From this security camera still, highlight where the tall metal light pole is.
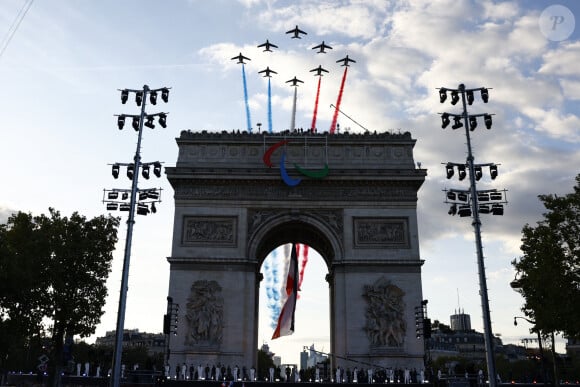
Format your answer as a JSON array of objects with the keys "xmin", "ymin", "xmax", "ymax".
[
  {"xmin": 104, "ymin": 85, "xmax": 170, "ymax": 387},
  {"xmin": 439, "ymin": 84, "xmax": 507, "ymax": 387}
]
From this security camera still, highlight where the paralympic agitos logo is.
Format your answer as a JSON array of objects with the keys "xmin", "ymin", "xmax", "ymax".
[{"xmin": 262, "ymin": 139, "xmax": 329, "ymax": 187}]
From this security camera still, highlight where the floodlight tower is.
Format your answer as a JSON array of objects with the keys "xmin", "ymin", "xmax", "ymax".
[
  {"xmin": 438, "ymin": 84, "xmax": 507, "ymax": 387},
  {"xmin": 105, "ymin": 85, "xmax": 170, "ymax": 387}
]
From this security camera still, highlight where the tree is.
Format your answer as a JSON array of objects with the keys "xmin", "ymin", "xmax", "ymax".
[
  {"xmin": 257, "ymin": 349, "xmax": 276, "ymax": 381},
  {"xmin": 0, "ymin": 212, "xmax": 50, "ymax": 375},
  {"xmin": 512, "ymin": 174, "xmax": 580, "ymax": 338},
  {"xmin": 0, "ymin": 208, "xmax": 119, "ymax": 386},
  {"xmin": 512, "ymin": 174, "xmax": 580, "ymax": 386}
]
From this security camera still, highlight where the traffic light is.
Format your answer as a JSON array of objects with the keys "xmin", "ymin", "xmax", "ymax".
[
  {"xmin": 415, "ymin": 306, "xmax": 424, "ymax": 339},
  {"xmin": 163, "ymin": 314, "xmax": 170, "ymax": 335},
  {"xmin": 423, "ymin": 318, "xmax": 432, "ymax": 339}
]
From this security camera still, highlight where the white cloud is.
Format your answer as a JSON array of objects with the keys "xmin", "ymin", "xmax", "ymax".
[
  {"xmin": 539, "ymin": 41, "xmax": 580, "ymax": 77},
  {"xmin": 523, "ymin": 106, "xmax": 580, "ymax": 141},
  {"xmin": 255, "ymin": 1, "xmax": 389, "ymax": 40},
  {"xmin": 561, "ymin": 79, "xmax": 580, "ymax": 100},
  {"xmin": 480, "ymin": 0, "xmax": 520, "ymax": 21}
]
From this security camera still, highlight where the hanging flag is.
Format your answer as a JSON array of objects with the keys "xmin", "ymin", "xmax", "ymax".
[{"xmin": 271, "ymin": 243, "xmax": 299, "ymax": 339}]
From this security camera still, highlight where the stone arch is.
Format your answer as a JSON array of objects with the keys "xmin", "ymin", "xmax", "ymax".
[{"xmin": 165, "ymin": 131, "xmax": 427, "ymax": 374}]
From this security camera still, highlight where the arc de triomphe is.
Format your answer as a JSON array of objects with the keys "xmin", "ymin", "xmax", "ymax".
[{"xmin": 165, "ymin": 130, "xmax": 426, "ymax": 373}]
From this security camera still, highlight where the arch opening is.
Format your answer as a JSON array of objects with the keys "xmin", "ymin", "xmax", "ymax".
[
  {"xmin": 258, "ymin": 242, "xmax": 330, "ymax": 370},
  {"xmin": 251, "ymin": 216, "xmax": 340, "ymax": 268}
]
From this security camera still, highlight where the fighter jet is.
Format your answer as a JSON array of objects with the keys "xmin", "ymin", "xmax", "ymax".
[
  {"xmin": 257, "ymin": 39, "xmax": 278, "ymax": 52},
  {"xmin": 286, "ymin": 77, "xmax": 304, "ymax": 86},
  {"xmin": 258, "ymin": 67, "xmax": 277, "ymax": 78},
  {"xmin": 312, "ymin": 41, "xmax": 332, "ymax": 53},
  {"xmin": 336, "ymin": 55, "xmax": 356, "ymax": 67},
  {"xmin": 231, "ymin": 52, "xmax": 251, "ymax": 64},
  {"xmin": 310, "ymin": 65, "xmax": 329, "ymax": 76},
  {"xmin": 286, "ymin": 25, "xmax": 307, "ymax": 39}
]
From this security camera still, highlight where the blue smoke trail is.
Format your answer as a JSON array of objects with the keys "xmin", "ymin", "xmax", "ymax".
[
  {"xmin": 264, "ymin": 259, "xmax": 275, "ymax": 315},
  {"xmin": 264, "ymin": 248, "xmax": 282, "ymax": 330},
  {"xmin": 242, "ymin": 64, "xmax": 252, "ymax": 132},
  {"xmin": 268, "ymin": 77, "xmax": 273, "ymax": 133}
]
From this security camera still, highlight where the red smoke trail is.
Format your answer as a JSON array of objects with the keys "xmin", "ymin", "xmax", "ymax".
[
  {"xmin": 330, "ymin": 67, "xmax": 348, "ymax": 134},
  {"xmin": 298, "ymin": 244, "xmax": 309, "ymax": 290},
  {"xmin": 310, "ymin": 77, "xmax": 322, "ymax": 132}
]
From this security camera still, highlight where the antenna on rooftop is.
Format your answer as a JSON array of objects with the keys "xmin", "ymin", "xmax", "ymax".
[{"xmin": 330, "ymin": 104, "xmax": 369, "ymax": 132}]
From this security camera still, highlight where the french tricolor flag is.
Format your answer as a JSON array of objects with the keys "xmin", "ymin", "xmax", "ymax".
[{"xmin": 271, "ymin": 243, "xmax": 299, "ymax": 339}]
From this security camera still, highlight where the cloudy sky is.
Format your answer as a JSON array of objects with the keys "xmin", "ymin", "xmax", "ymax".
[{"xmin": 1, "ymin": 0, "xmax": 579, "ymax": 367}]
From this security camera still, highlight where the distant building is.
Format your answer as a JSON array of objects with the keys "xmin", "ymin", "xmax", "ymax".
[
  {"xmin": 300, "ymin": 349, "xmax": 308, "ymax": 370},
  {"xmin": 428, "ymin": 312, "xmax": 504, "ymax": 364},
  {"xmin": 450, "ymin": 309, "xmax": 471, "ymax": 331},
  {"xmin": 305, "ymin": 344, "xmax": 328, "ymax": 368},
  {"xmin": 95, "ymin": 329, "xmax": 165, "ymax": 355}
]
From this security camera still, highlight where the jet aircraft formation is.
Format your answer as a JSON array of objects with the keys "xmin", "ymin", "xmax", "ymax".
[
  {"xmin": 230, "ymin": 25, "xmax": 355, "ymax": 88},
  {"xmin": 230, "ymin": 25, "xmax": 356, "ymax": 134}
]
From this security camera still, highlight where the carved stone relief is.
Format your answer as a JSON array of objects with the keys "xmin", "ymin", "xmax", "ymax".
[
  {"xmin": 362, "ymin": 277, "xmax": 406, "ymax": 347},
  {"xmin": 182, "ymin": 216, "xmax": 237, "ymax": 246},
  {"xmin": 185, "ymin": 280, "xmax": 224, "ymax": 347},
  {"xmin": 353, "ymin": 217, "xmax": 409, "ymax": 248}
]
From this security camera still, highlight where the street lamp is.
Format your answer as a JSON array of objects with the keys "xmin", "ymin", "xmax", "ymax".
[
  {"xmin": 514, "ymin": 316, "xmax": 548, "ymax": 385},
  {"xmin": 105, "ymin": 85, "xmax": 170, "ymax": 387},
  {"xmin": 438, "ymin": 84, "xmax": 506, "ymax": 387}
]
